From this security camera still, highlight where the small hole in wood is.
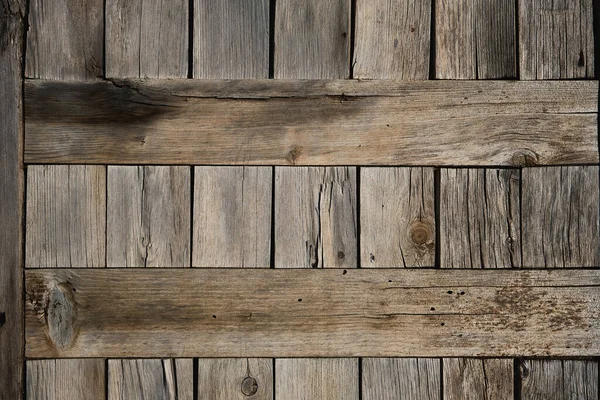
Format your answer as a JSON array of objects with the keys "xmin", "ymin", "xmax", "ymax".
[
  {"xmin": 447, "ymin": 290, "xmax": 453, "ymax": 294},
  {"xmin": 342, "ymin": 269, "xmax": 347, "ymax": 275},
  {"xmin": 212, "ymin": 315, "xmax": 217, "ymax": 319},
  {"xmin": 440, "ymin": 322, "xmax": 445, "ymax": 326},
  {"xmin": 430, "ymin": 307, "xmax": 435, "ymax": 311},
  {"xmin": 298, "ymin": 298, "xmax": 302, "ymax": 302}
]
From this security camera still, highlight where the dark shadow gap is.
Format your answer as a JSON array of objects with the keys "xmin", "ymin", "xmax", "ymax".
[
  {"xmin": 514, "ymin": 358, "xmax": 522, "ymax": 400},
  {"xmin": 190, "ymin": 166, "xmax": 195, "ymax": 267},
  {"xmin": 349, "ymin": 0, "xmax": 357, "ymax": 78},
  {"xmin": 188, "ymin": 0, "xmax": 194, "ymax": 78},
  {"xmin": 429, "ymin": 0, "xmax": 436, "ymax": 79},
  {"xmin": 269, "ymin": 0, "xmax": 276, "ymax": 79},
  {"xmin": 270, "ymin": 166, "xmax": 276, "ymax": 268},
  {"xmin": 356, "ymin": 167, "xmax": 361, "ymax": 268},
  {"xmin": 434, "ymin": 168, "xmax": 441, "ymax": 268}
]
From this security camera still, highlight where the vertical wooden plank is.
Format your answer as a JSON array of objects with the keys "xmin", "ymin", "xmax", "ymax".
[
  {"xmin": 194, "ymin": 0, "xmax": 269, "ymax": 79},
  {"xmin": 275, "ymin": 167, "xmax": 357, "ymax": 268},
  {"xmin": 276, "ymin": 359, "xmax": 358, "ymax": 400},
  {"xmin": 197, "ymin": 359, "xmax": 273, "ymax": 400},
  {"xmin": 519, "ymin": 0, "xmax": 595, "ymax": 79},
  {"xmin": 106, "ymin": 0, "xmax": 188, "ymax": 78},
  {"xmin": 26, "ymin": 165, "xmax": 106, "ymax": 268},
  {"xmin": 521, "ymin": 360, "xmax": 598, "ymax": 400},
  {"xmin": 193, "ymin": 167, "xmax": 271, "ymax": 268},
  {"xmin": 361, "ymin": 168, "xmax": 435, "ymax": 268},
  {"xmin": 440, "ymin": 169, "xmax": 521, "ymax": 269},
  {"xmin": 354, "ymin": 0, "xmax": 431, "ymax": 79},
  {"xmin": 522, "ymin": 166, "xmax": 600, "ymax": 268},
  {"xmin": 107, "ymin": 166, "xmax": 191, "ymax": 268},
  {"xmin": 26, "ymin": 0, "xmax": 103, "ymax": 80},
  {"xmin": 108, "ymin": 359, "xmax": 193, "ymax": 400},
  {"xmin": 443, "ymin": 358, "xmax": 514, "ymax": 400},
  {"xmin": 27, "ymin": 359, "xmax": 105, "ymax": 400},
  {"xmin": 435, "ymin": 0, "xmax": 516, "ymax": 79},
  {"xmin": 362, "ymin": 358, "xmax": 440, "ymax": 400}
]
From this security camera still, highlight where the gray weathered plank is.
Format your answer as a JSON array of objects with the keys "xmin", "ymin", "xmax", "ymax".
[
  {"xmin": 443, "ymin": 358, "xmax": 514, "ymax": 400},
  {"xmin": 521, "ymin": 360, "xmax": 598, "ymax": 400},
  {"xmin": 440, "ymin": 169, "xmax": 521, "ymax": 269},
  {"xmin": 26, "ymin": 359, "xmax": 105, "ymax": 400},
  {"xmin": 275, "ymin": 167, "xmax": 357, "ymax": 268},
  {"xmin": 362, "ymin": 358, "xmax": 440, "ymax": 400},
  {"xmin": 275, "ymin": 359, "xmax": 358, "ymax": 400},
  {"xmin": 26, "ymin": 165, "xmax": 106, "ymax": 268},
  {"xmin": 522, "ymin": 166, "xmax": 600, "ymax": 268},
  {"xmin": 25, "ymin": 268, "xmax": 600, "ymax": 358},
  {"xmin": 197, "ymin": 359, "xmax": 273, "ymax": 400},
  {"xmin": 194, "ymin": 0, "xmax": 268, "ymax": 79},
  {"xmin": 361, "ymin": 168, "xmax": 435, "ymax": 268},
  {"xmin": 436, "ymin": 0, "xmax": 516, "ymax": 79},
  {"xmin": 106, "ymin": 0, "xmax": 188, "ymax": 78},
  {"xmin": 25, "ymin": 0, "xmax": 103, "ymax": 80},
  {"xmin": 519, "ymin": 0, "xmax": 595, "ymax": 79},
  {"xmin": 107, "ymin": 166, "xmax": 190, "ymax": 268},
  {"xmin": 108, "ymin": 359, "xmax": 193, "ymax": 400},
  {"xmin": 24, "ymin": 79, "xmax": 598, "ymax": 166},
  {"xmin": 193, "ymin": 167, "xmax": 271, "ymax": 268}
]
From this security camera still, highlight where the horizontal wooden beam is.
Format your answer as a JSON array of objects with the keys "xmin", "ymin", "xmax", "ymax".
[
  {"xmin": 26, "ymin": 268, "xmax": 600, "ymax": 358},
  {"xmin": 24, "ymin": 79, "xmax": 598, "ymax": 166}
]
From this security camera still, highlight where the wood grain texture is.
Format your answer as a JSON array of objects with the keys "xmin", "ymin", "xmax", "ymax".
[
  {"xmin": 362, "ymin": 358, "xmax": 440, "ymax": 400},
  {"xmin": 108, "ymin": 359, "xmax": 192, "ymax": 400},
  {"xmin": 275, "ymin": 167, "xmax": 357, "ymax": 268},
  {"xmin": 522, "ymin": 166, "xmax": 600, "ymax": 268},
  {"xmin": 24, "ymin": 79, "xmax": 599, "ymax": 166},
  {"xmin": 361, "ymin": 168, "xmax": 435, "ymax": 268},
  {"xmin": 194, "ymin": 0, "xmax": 268, "ymax": 78},
  {"xmin": 25, "ymin": 268, "xmax": 600, "ymax": 358},
  {"xmin": 521, "ymin": 360, "xmax": 598, "ymax": 400},
  {"xmin": 0, "ymin": 2, "xmax": 25, "ymax": 398},
  {"xmin": 354, "ymin": 0, "xmax": 431, "ymax": 79},
  {"xmin": 436, "ymin": 0, "xmax": 516, "ymax": 79},
  {"xmin": 197, "ymin": 358, "xmax": 273, "ymax": 400},
  {"xmin": 443, "ymin": 358, "xmax": 514, "ymax": 400},
  {"xmin": 275, "ymin": 359, "xmax": 358, "ymax": 400},
  {"xmin": 107, "ymin": 166, "xmax": 190, "ymax": 268},
  {"xmin": 26, "ymin": 165, "xmax": 106, "ymax": 268},
  {"xmin": 440, "ymin": 169, "xmax": 521, "ymax": 269},
  {"xmin": 106, "ymin": 0, "xmax": 188, "ymax": 78},
  {"xmin": 25, "ymin": 0, "xmax": 103, "ymax": 80},
  {"xmin": 26, "ymin": 359, "xmax": 105, "ymax": 400},
  {"xmin": 519, "ymin": 0, "xmax": 595, "ymax": 79},
  {"xmin": 193, "ymin": 167, "xmax": 271, "ymax": 268}
]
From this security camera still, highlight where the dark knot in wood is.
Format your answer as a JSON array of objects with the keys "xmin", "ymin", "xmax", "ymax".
[{"xmin": 241, "ymin": 376, "xmax": 258, "ymax": 396}]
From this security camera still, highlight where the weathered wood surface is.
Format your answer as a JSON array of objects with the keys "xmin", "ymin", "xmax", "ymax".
[
  {"xmin": 519, "ymin": 0, "xmax": 595, "ymax": 79},
  {"xmin": 522, "ymin": 166, "xmax": 600, "ymax": 268},
  {"xmin": 24, "ymin": 79, "xmax": 599, "ymax": 166},
  {"xmin": 25, "ymin": 0, "xmax": 103, "ymax": 80},
  {"xmin": 275, "ymin": 359, "xmax": 358, "ymax": 399},
  {"xmin": 443, "ymin": 358, "xmax": 514, "ymax": 399},
  {"xmin": 26, "ymin": 359, "xmax": 105, "ymax": 400},
  {"xmin": 26, "ymin": 165, "xmax": 106, "ymax": 268},
  {"xmin": 361, "ymin": 168, "xmax": 435, "ymax": 268},
  {"xmin": 194, "ymin": 167, "xmax": 271, "ymax": 268},
  {"xmin": 275, "ymin": 167, "xmax": 356, "ymax": 268},
  {"xmin": 362, "ymin": 358, "xmax": 440, "ymax": 400},
  {"xmin": 106, "ymin": 0, "xmax": 188, "ymax": 78},
  {"xmin": 440, "ymin": 169, "xmax": 521, "ymax": 269},
  {"xmin": 436, "ymin": 0, "xmax": 516, "ymax": 79},
  {"xmin": 107, "ymin": 166, "xmax": 190, "ymax": 268},
  {"xmin": 108, "ymin": 359, "xmax": 193, "ymax": 400},
  {"xmin": 521, "ymin": 360, "xmax": 599, "ymax": 400},
  {"xmin": 197, "ymin": 358, "xmax": 273, "ymax": 399},
  {"xmin": 25, "ymin": 269, "xmax": 600, "ymax": 358}
]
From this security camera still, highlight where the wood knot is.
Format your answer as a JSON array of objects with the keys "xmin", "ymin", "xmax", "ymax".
[
  {"xmin": 286, "ymin": 147, "xmax": 302, "ymax": 164},
  {"xmin": 45, "ymin": 282, "xmax": 77, "ymax": 349},
  {"xmin": 241, "ymin": 376, "xmax": 258, "ymax": 396},
  {"xmin": 409, "ymin": 222, "xmax": 433, "ymax": 246},
  {"xmin": 510, "ymin": 150, "xmax": 539, "ymax": 166},
  {"xmin": 337, "ymin": 251, "xmax": 345, "ymax": 260}
]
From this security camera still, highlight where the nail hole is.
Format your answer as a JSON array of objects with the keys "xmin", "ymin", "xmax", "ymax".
[
  {"xmin": 212, "ymin": 315, "xmax": 217, "ymax": 318},
  {"xmin": 388, "ymin": 280, "xmax": 392, "ymax": 283},
  {"xmin": 440, "ymin": 322, "xmax": 445, "ymax": 326},
  {"xmin": 447, "ymin": 290, "xmax": 453, "ymax": 294},
  {"xmin": 298, "ymin": 298, "xmax": 302, "ymax": 302},
  {"xmin": 460, "ymin": 291, "xmax": 465, "ymax": 295},
  {"xmin": 342, "ymin": 269, "xmax": 347, "ymax": 275},
  {"xmin": 430, "ymin": 307, "xmax": 435, "ymax": 311}
]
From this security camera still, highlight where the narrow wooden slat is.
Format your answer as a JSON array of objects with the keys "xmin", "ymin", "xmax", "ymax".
[
  {"xmin": 443, "ymin": 358, "xmax": 514, "ymax": 399},
  {"xmin": 275, "ymin": 359, "xmax": 358, "ymax": 399},
  {"xmin": 521, "ymin": 360, "xmax": 599, "ymax": 400},
  {"xmin": 440, "ymin": 169, "xmax": 521, "ymax": 269},
  {"xmin": 107, "ymin": 166, "xmax": 190, "ymax": 268},
  {"xmin": 522, "ymin": 166, "xmax": 600, "ymax": 268},
  {"xmin": 25, "ymin": 268, "xmax": 600, "ymax": 358},
  {"xmin": 24, "ymin": 79, "xmax": 598, "ymax": 166},
  {"xmin": 362, "ymin": 358, "xmax": 440, "ymax": 400},
  {"xmin": 26, "ymin": 359, "xmax": 105, "ymax": 400},
  {"xmin": 25, "ymin": 0, "xmax": 103, "ymax": 80},
  {"xmin": 519, "ymin": 0, "xmax": 595, "ymax": 79},
  {"xmin": 106, "ymin": 0, "xmax": 188, "ymax": 78},
  {"xmin": 26, "ymin": 165, "xmax": 106, "ymax": 268},
  {"xmin": 197, "ymin": 359, "xmax": 273, "ymax": 400}
]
